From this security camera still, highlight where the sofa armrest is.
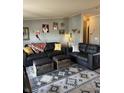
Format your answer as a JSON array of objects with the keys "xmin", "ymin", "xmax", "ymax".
[
  {"xmin": 88, "ymin": 52, "xmax": 100, "ymax": 58},
  {"xmin": 92, "ymin": 53, "xmax": 100, "ymax": 56},
  {"xmin": 88, "ymin": 53, "xmax": 100, "ymax": 69},
  {"xmin": 23, "ymin": 51, "xmax": 27, "ymax": 66}
]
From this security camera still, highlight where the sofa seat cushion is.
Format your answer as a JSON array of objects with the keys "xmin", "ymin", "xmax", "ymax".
[
  {"xmin": 70, "ymin": 52, "xmax": 88, "ymax": 61},
  {"xmin": 77, "ymin": 53, "xmax": 88, "ymax": 57},
  {"xmin": 76, "ymin": 54, "xmax": 88, "ymax": 61},
  {"xmin": 53, "ymin": 55, "xmax": 70, "ymax": 62},
  {"xmin": 69, "ymin": 52, "xmax": 79, "ymax": 56},
  {"xmin": 27, "ymin": 53, "xmax": 47, "ymax": 62},
  {"xmin": 33, "ymin": 58, "xmax": 53, "ymax": 66},
  {"xmin": 46, "ymin": 50, "xmax": 63, "ymax": 58}
]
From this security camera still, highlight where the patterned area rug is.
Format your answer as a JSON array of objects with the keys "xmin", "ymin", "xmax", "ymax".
[{"xmin": 26, "ymin": 64, "xmax": 100, "ymax": 93}]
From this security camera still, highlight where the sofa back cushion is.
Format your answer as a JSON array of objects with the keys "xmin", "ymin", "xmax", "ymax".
[
  {"xmin": 86, "ymin": 44, "xmax": 100, "ymax": 54},
  {"xmin": 44, "ymin": 42, "xmax": 58, "ymax": 52},
  {"xmin": 79, "ymin": 43, "xmax": 87, "ymax": 53}
]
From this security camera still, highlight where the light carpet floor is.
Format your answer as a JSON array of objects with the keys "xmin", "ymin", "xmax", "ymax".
[{"xmin": 26, "ymin": 64, "xmax": 100, "ymax": 93}]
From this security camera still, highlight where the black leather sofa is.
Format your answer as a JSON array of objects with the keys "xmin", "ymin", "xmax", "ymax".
[
  {"xmin": 70, "ymin": 43, "xmax": 100, "ymax": 70},
  {"xmin": 23, "ymin": 42, "xmax": 67, "ymax": 67}
]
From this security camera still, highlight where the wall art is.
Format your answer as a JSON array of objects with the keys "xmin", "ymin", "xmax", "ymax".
[
  {"xmin": 23, "ymin": 27, "xmax": 30, "ymax": 40},
  {"xmin": 53, "ymin": 22, "xmax": 58, "ymax": 30},
  {"xmin": 60, "ymin": 22, "xmax": 65, "ymax": 27},
  {"xmin": 34, "ymin": 30, "xmax": 41, "ymax": 40},
  {"xmin": 72, "ymin": 29, "xmax": 77, "ymax": 33},
  {"xmin": 42, "ymin": 24, "xmax": 49, "ymax": 33},
  {"xmin": 59, "ymin": 29, "xmax": 65, "ymax": 35},
  {"xmin": 77, "ymin": 30, "xmax": 80, "ymax": 34}
]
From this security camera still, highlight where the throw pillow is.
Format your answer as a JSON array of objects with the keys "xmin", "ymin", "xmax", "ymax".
[
  {"xmin": 28, "ymin": 44, "xmax": 40, "ymax": 54},
  {"xmin": 34, "ymin": 43, "xmax": 46, "ymax": 52},
  {"xmin": 72, "ymin": 45, "xmax": 79, "ymax": 52},
  {"xmin": 23, "ymin": 47, "xmax": 34, "ymax": 55},
  {"xmin": 29, "ymin": 43, "xmax": 46, "ymax": 54},
  {"xmin": 54, "ymin": 43, "xmax": 61, "ymax": 51}
]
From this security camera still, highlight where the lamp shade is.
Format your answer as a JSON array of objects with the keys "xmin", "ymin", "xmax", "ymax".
[{"xmin": 64, "ymin": 33, "xmax": 70, "ymax": 42}]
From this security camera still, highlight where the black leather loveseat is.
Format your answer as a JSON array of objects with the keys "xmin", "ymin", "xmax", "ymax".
[
  {"xmin": 70, "ymin": 43, "xmax": 100, "ymax": 70},
  {"xmin": 23, "ymin": 42, "xmax": 67, "ymax": 67}
]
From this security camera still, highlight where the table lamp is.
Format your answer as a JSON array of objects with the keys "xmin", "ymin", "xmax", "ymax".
[{"xmin": 64, "ymin": 33, "xmax": 73, "ymax": 47}]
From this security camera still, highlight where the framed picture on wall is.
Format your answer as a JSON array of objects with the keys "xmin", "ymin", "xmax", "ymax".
[
  {"xmin": 53, "ymin": 22, "xmax": 58, "ymax": 30},
  {"xmin": 23, "ymin": 27, "xmax": 30, "ymax": 40},
  {"xmin": 72, "ymin": 29, "xmax": 77, "ymax": 33},
  {"xmin": 59, "ymin": 29, "xmax": 65, "ymax": 35},
  {"xmin": 60, "ymin": 23, "xmax": 64, "ymax": 28},
  {"xmin": 42, "ymin": 24, "xmax": 49, "ymax": 33}
]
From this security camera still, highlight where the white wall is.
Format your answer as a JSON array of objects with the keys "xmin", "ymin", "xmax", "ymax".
[
  {"xmin": 68, "ymin": 15, "xmax": 83, "ymax": 45},
  {"xmin": 23, "ymin": 15, "xmax": 83, "ymax": 46},
  {"xmin": 67, "ymin": 14, "xmax": 83, "ymax": 51},
  {"xmin": 23, "ymin": 18, "xmax": 68, "ymax": 45}
]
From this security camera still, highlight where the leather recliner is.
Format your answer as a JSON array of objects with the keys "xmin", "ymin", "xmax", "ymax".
[{"xmin": 70, "ymin": 43, "xmax": 100, "ymax": 70}]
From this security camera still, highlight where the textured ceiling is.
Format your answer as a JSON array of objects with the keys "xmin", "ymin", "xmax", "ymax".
[{"xmin": 23, "ymin": 0, "xmax": 100, "ymax": 20}]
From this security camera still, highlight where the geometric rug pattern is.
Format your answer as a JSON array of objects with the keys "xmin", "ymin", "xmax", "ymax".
[{"xmin": 26, "ymin": 64, "xmax": 100, "ymax": 93}]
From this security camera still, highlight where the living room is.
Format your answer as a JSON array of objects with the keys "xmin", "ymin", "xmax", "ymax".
[
  {"xmin": 23, "ymin": 0, "xmax": 100, "ymax": 93},
  {"xmin": 1, "ymin": 0, "xmax": 124, "ymax": 93}
]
